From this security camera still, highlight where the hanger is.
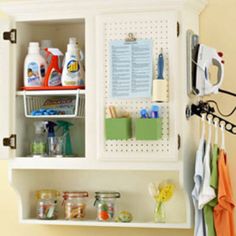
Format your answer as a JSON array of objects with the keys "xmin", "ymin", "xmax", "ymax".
[
  {"xmin": 201, "ymin": 113, "xmax": 206, "ymax": 140},
  {"xmin": 221, "ymin": 123, "xmax": 225, "ymax": 150},
  {"xmin": 207, "ymin": 117, "xmax": 212, "ymax": 144},
  {"xmin": 214, "ymin": 120, "xmax": 218, "ymax": 145}
]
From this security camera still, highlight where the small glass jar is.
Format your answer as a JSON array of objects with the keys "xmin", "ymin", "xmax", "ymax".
[
  {"xmin": 35, "ymin": 189, "xmax": 60, "ymax": 220},
  {"xmin": 94, "ymin": 191, "xmax": 120, "ymax": 222},
  {"xmin": 63, "ymin": 191, "xmax": 88, "ymax": 220}
]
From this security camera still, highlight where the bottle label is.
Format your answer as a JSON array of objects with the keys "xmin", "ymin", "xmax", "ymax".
[
  {"xmin": 67, "ymin": 59, "xmax": 79, "ymax": 74},
  {"xmin": 63, "ymin": 58, "xmax": 84, "ymax": 86},
  {"xmin": 27, "ymin": 62, "xmax": 41, "ymax": 86},
  {"xmin": 48, "ymin": 69, "xmax": 61, "ymax": 86}
]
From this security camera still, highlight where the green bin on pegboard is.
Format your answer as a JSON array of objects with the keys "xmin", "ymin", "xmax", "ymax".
[
  {"xmin": 135, "ymin": 118, "xmax": 162, "ymax": 140},
  {"xmin": 105, "ymin": 118, "xmax": 132, "ymax": 140}
]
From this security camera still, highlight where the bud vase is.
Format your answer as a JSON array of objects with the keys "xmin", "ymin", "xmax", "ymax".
[{"xmin": 154, "ymin": 201, "xmax": 166, "ymax": 223}]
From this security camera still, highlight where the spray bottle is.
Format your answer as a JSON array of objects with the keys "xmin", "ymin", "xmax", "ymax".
[
  {"xmin": 56, "ymin": 121, "xmax": 73, "ymax": 156},
  {"xmin": 40, "ymin": 40, "xmax": 52, "ymax": 64},
  {"xmin": 44, "ymin": 48, "xmax": 63, "ymax": 87},
  {"xmin": 46, "ymin": 121, "xmax": 57, "ymax": 156},
  {"xmin": 32, "ymin": 122, "xmax": 46, "ymax": 157}
]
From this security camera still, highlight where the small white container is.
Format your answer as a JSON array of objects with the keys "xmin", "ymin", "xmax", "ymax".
[{"xmin": 24, "ymin": 42, "xmax": 47, "ymax": 87}]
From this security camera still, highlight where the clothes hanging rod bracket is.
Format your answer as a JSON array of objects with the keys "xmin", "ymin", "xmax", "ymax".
[{"xmin": 186, "ymin": 101, "xmax": 236, "ymax": 135}]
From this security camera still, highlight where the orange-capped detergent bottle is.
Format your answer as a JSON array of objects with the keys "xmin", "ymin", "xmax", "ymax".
[{"xmin": 44, "ymin": 48, "xmax": 63, "ymax": 87}]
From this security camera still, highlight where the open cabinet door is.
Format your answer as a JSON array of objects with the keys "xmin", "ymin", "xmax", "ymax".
[{"xmin": 0, "ymin": 15, "xmax": 14, "ymax": 160}]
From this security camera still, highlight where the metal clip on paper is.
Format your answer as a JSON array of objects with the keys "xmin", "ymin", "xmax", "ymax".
[{"xmin": 125, "ymin": 33, "xmax": 136, "ymax": 42}]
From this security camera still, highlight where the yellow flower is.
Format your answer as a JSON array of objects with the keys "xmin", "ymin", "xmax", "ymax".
[{"xmin": 154, "ymin": 181, "xmax": 175, "ymax": 203}]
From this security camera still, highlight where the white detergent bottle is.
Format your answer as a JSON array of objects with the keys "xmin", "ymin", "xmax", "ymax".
[
  {"xmin": 24, "ymin": 42, "xmax": 47, "ymax": 87},
  {"xmin": 61, "ymin": 38, "xmax": 85, "ymax": 86}
]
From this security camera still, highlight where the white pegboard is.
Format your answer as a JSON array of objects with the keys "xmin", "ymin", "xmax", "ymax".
[{"xmin": 97, "ymin": 12, "xmax": 178, "ymax": 160}]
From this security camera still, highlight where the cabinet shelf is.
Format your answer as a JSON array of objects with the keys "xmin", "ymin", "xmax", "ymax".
[
  {"xmin": 9, "ymin": 158, "xmax": 182, "ymax": 171},
  {"xmin": 20, "ymin": 219, "xmax": 191, "ymax": 229}
]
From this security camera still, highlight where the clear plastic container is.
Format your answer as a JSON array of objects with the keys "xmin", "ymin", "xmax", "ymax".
[
  {"xmin": 63, "ymin": 191, "xmax": 88, "ymax": 220},
  {"xmin": 94, "ymin": 191, "xmax": 120, "ymax": 221},
  {"xmin": 35, "ymin": 189, "xmax": 60, "ymax": 220}
]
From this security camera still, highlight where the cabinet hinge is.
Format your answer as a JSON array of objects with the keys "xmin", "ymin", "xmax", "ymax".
[
  {"xmin": 177, "ymin": 22, "xmax": 180, "ymax": 37},
  {"xmin": 178, "ymin": 134, "xmax": 181, "ymax": 150},
  {"xmin": 3, "ymin": 134, "xmax": 17, "ymax": 149},
  {"xmin": 3, "ymin": 29, "xmax": 17, "ymax": 44}
]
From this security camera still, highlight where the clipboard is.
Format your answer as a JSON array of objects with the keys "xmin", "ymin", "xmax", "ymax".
[{"xmin": 109, "ymin": 33, "xmax": 153, "ymax": 99}]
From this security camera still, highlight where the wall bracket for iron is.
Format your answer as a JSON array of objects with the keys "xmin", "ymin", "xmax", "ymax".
[
  {"xmin": 186, "ymin": 101, "xmax": 236, "ymax": 135},
  {"xmin": 186, "ymin": 30, "xmax": 199, "ymax": 96}
]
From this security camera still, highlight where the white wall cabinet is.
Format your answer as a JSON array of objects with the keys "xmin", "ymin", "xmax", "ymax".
[{"xmin": 0, "ymin": 0, "xmax": 207, "ymax": 229}]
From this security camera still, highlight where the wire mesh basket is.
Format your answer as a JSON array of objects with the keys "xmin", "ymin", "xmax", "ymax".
[{"xmin": 23, "ymin": 90, "xmax": 85, "ymax": 118}]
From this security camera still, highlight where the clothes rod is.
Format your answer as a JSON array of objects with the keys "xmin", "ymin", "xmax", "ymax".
[{"xmin": 186, "ymin": 101, "xmax": 236, "ymax": 135}]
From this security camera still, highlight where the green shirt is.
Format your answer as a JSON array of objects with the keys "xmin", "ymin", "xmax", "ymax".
[
  {"xmin": 210, "ymin": 144, "xmax": 219, "ymax": 189},
  {"xmin": 203, "ymin": 144, "xmax": 219, "ymax": 236}
]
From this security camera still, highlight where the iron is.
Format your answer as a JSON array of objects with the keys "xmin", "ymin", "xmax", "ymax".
[{"xmin": 187, "ymin": 30, "xmax": 224, "ymax": 97}]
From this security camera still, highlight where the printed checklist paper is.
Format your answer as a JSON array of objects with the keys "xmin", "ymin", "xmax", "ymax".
[{"xmin": 110, "ymin": 39, "xmax": 153, "ymax": 98}]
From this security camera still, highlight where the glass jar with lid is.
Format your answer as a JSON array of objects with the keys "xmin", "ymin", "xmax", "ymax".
[
  {"xmin": 94, "ymin": 191, "xmax": 120, "ymax": 221},
  {"xmin": 35, "ymin": 189, "xmax": 60, "ymax": 220},
  {"xmin": 62, "ymin": 191, "xmax": 89, "ymax": 220}
]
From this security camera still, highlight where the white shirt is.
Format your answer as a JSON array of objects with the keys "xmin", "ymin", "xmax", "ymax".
[
  {"xmin": 192, "ymin": 138, "xmax": 206, "ymax": 236},
  {"xmin": 198, "ymin": 141, "xmax": 216, "ymax": 209}
]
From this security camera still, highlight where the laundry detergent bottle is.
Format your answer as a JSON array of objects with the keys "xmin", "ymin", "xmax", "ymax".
[
  {"xmin": 24, "ymin": 42, "xmax": 47, "ymax": 87},
  {"xmin": 61, "ymin": 38, "xmax": 85, "ymax": 87}
]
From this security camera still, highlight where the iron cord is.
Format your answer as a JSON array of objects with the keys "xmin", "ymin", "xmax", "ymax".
[
  {"xmin": 205, "ymin": 100, "xmax": 236, "ymax": 117},
  {"xmin": 219, "ymin": 88, "xmax": 236, "ymax": 97}
]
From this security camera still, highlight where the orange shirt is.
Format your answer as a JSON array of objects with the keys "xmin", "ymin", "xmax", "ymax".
[{"xmin": 214, "ymin": 149, "xmax": 235, "ymax": 236}]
